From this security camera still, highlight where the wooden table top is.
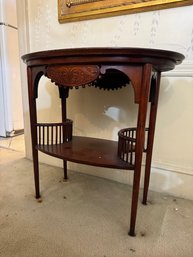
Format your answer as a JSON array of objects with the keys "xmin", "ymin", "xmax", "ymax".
[{"xmin": 22, "ymin": 47, "xmax": 184, "ymax": 72}]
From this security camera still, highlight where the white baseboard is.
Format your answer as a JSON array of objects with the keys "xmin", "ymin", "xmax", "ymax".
[
  {"xmin": 163, "ymin": 60, "xmax": 193, "ymax": 77},
  {"xmin": 37, "ymin": 152, "xmax": 193, "ymax": 201},
  {"xmin": 149, "ymin": 164, "xmax": 193, "ymax": 201}
]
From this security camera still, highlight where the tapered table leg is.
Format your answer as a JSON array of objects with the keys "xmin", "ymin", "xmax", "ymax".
[
  {"xmin": 60, "ymin": 87, "xmax": 69, "ymax": 181},
  {"xmin": 63, "ymin": 160, "xmax": 68, "ymax": 180},
  {"xmin": 142, "ymin": 73, "xmax": 161, "ymax": 205},
  {"xmin": 129, "ymin": 64, "xmax": 152, "ymax": 236},
  {"xmin": 32, "ymin": 148, "xmax": 40, "ymax": 198},
  {"xmin": 27, "ymin": 67, "xmax": 43, "ymax": 199}
]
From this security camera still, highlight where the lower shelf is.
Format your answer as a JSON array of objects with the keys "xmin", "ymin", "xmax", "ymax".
[{"xmin": 37, "ymin": 136, "xmax": 134, "ymax": 170}]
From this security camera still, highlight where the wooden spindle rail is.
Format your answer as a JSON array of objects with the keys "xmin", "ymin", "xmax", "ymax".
[
  {"xmin": 118, "ymin": 128, "xmax": 148, "ymax": 166},
  {"xmin": 36, "ymin": 119, "xmax": 73, "ymax": 145}
]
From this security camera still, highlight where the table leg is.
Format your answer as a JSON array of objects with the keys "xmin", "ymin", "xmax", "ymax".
[
  {"xmin": 63, "ymin": 160, "xmax": 68, "ymax": 180},
  {"xmin": 27, "ymin": 67, "xmax": 41, "ymax": 199},
  {"xmin": 129, "ymin": 64, "xmax": 152, "ymax": 236},
  {"xmin": 142, "ymin": 72, "xmax": 161, "ymax": 205},
  {"xmin": 59, "ymin": 87, "xmax": 69, "ymax": 181},
  {"xmin": 32, "ymin": 145, "xmax": 40, "ymax": 199}
]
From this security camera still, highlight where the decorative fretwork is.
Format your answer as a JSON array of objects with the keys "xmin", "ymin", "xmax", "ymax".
[
  {"xmin": 46, "ymin": 65, "xmax": 130, "ymax": 91},
  {"xmin": 93, "ymin": 68, "xmax": 130, "ymax": 90}
]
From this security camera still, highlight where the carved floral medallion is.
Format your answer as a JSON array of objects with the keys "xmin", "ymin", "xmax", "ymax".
[{"xmin": 46, "ymin": 65, "xmax": 100, "ymax": 87}]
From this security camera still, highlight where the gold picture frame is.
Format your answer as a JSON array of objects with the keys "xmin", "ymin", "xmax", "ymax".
[{"xmin": 58, "ymin": 0, "xmax": 193, "ymax": 23}]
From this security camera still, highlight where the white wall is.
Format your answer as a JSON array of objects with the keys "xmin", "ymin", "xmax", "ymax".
[
  {"xmin": 0, "ymin": 0, "xmax": 24, "ymax": 136},
  {"xmin": 17, "ymin": 0, "xmax": 193, "ymax": 200}
]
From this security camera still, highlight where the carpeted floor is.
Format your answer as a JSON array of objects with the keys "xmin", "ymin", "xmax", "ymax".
[{"xmin": 0, "ymin": 147, "xmax": 193, "ymax": 257}]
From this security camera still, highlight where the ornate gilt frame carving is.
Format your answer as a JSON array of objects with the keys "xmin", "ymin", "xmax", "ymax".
[{"xmin": 58, "ymin": 0, "xmax": 193, "ymax": 23}]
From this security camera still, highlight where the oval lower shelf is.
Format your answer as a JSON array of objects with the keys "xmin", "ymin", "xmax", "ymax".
[{"xmin": 37, "ymin": 136, "xmax": 134, "ymax": 170}]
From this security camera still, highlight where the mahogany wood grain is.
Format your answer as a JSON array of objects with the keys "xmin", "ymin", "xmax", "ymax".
[
  {"xmin": 22, "ymin": 47, "xmax": 184, "ymax": 236},
  {"xmin": 37, "ymin": 136, "xmax": 134, "ymax": 170}
]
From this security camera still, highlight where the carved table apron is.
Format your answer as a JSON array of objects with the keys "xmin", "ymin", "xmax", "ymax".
[{"xmin": 22, "ymin": 47, "xmax": 184, "ymax": 236}]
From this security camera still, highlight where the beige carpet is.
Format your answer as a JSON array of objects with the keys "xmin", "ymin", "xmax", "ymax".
[{"xmin": 0, "ymin": 147, "xmax": 193, "ymax": 257}]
